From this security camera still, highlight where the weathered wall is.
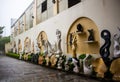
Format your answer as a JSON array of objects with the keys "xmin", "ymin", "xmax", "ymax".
[{"xmin": 13, "ymin": 0, "xmax": 120, "ymax": 58}]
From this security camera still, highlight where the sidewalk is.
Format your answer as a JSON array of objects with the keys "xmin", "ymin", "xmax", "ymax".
[{"xmin": 0, "ymin": 55, "xmax": 101, "ymax": 82}]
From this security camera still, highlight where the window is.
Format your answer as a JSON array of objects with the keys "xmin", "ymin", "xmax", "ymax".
[
  {"xmin": 68, "ymin": 0, "xmax": 81, "ymax": 8},
  {"xmin": 41, "ymin": 0, "xmax": 47, "ymax": 13}
]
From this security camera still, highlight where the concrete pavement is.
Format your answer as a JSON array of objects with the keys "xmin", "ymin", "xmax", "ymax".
[{"xmin": 0, "ymin": 55, "xmax": 102, "ymax": 82}]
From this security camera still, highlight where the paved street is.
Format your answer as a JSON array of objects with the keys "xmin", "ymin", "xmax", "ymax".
[{"xmin": 0, "ymin": 55, "xmax": 101, "ymax": 82}]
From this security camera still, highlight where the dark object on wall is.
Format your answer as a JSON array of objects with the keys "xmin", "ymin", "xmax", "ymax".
[
  {"xmin": 100, "ymin": 29, "xmax": 111, "ymax": 66},
  {"xmin": 52, "ymin": 0, "xmax": 56, "ymax": 4},
  {"xmin": 68, "ymin": 0, "xmax": 81, "ymax": 8},
  {"xmin": 31, "ymin": 53, "xmax": 39, "ymax": 64},
  {"xmin": 41, "ymin": 0, "xmax": 47, "ymax": 13},
  {"xmin": 76, "ymin": 24, "xmax": 83, "ymax": 32},
  {"xmin": 88, "ymin": 29, "xmax": 94, "ymax": 41},
  {"xmin": 69, "ymin": 33, "xmax": 73, "ymax": 46}
]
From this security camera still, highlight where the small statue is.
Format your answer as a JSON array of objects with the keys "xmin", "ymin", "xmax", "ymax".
[
  {"xmin": 50, "ymin": 54, "xmax": 57, "ymax": 67},
  {"xmin": 45, "ymin": 55, "xmax": 50, "ymax": 66},
  {"xmin": 57, "ymin": 56, "xmax": 64, "ymax": 69},
  {"xmin": 100, "ymin": 29, "xmax": 111, "ymax": 66},
  {"xmin": 64, "ymin": 61, "xmax": 70, "ymax": 71},
  {"xmin": 72, "ymin": 58, "xmax": 79, "ymax": 73},
  {"xmin": 83, "ymin": 54, "xmax": 93, "ymax": 75},
  {"xmin": 18, "ymin": 40, "xmax": 22, "ymax": 59},
  {"xmin": 92, "ymin": 58, "xmax": 107, "ymax": 78},
  {"xmin": 113, "ymin": 34, "xmax": 120, "ymax": 58},
  {"xmin": 110, "ymin": 58, "xmax": 120, "ymax": 81},
  {"xmin": 71, "ymin": 35, "xmax": 77, "ymax": 58},
  {"xmin": 88, "ymin": 29, "xmax": 94, "ymax": 41},
  {"xmin": 76, "ymin": 24, "xmax": 83, "ymax": 32},
  {"xmin": 55, "ymin": 29, "xmax": 62, "ymax": 56}
]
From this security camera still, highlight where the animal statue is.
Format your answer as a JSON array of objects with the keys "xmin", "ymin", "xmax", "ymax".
[
  {"xmin": 76, "ymin": 24, "xmax": 83, "ymax": 32},
  {"xmin": 100, "ymin": 30, "xmax": 111, "ymax": 66},
  {"xmin": 88, "ymin": 29, "xmax": 94, "ymax": 41},
  {"xmin": 92, "ymin": 58, "xmax": 107, "ymax": 78},
  {"xmin": 110, "ymin": 58, "xmax": 120, "ymax": 81}
]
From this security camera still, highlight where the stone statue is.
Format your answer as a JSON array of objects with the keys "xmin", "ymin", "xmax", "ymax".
[
  {"xmin": 55, "ymin": 29, "xmax": 62, "ymax": 56},
  {"xmin": 71, "ymin": 35, "xmax": 77, "ymax": 58},
  {"xmin": 18, "ymin": 40, "xmax": 22, "ymax": 59},
  {"xmin": 88, "ymin": 29, "xmax": 94, "ymax": 41},
  {"xmin": 72, "ymin": 58, "xmax": 79, "ymax": 73},
  {"xmin": 76, "ymin": 24, "xmax": 83, "ymax": 32},
  {"xmin": 57, "ymin": 56, "xmax": 64, "ymax": 69},
  {"xmin": 113, "ymin": 27, "xmax": 120, "ymax": 58},
  {"xmin": 37, "ymin": 33, "xmax": 48, "ymax": 55},
  {"xmin": 110, "ymin": 58, "xmax": 120, "ymax": 81},
  {"xmin": 83, "ymin": 54, "xmax": 93, "ymax": 75},
  {"xmin": 100, "ymin": 30, "xmax": 111, "ymax": 66},
  {"xmin": 92, "ymin": 58, "xmax": 107, "ymax": 78}
]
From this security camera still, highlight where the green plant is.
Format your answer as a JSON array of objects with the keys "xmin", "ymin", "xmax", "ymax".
[
  {"xmin": 6, "ymin": 53, "xmax": 19, "ymax": 59},
  {"xmin": 79, "ymin": 54, "xmax": 86, "ymax": 59}
]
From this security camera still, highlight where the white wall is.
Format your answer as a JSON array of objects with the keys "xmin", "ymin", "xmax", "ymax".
[{"xmin": 14, "ymin": 0, "xmax": 120, "ymax": 58}]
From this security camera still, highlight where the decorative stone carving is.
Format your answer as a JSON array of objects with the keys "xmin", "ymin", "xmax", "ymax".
[
  {"xmin": 76, "ymin": 24, "xmax": 83, "ymax": 32},
  {"xmin": 72, "ymin": 58, "xmax": 79, "ymax": 73},
  {"xmin": 18, "ymin": 39, "xmax": 22, "ymax": 59},
  {"xmin": 45, "ymin": 55, "xmax": 50, "ymax": 66},
  {"xmin": 55, "ymin": 29, "xmax": 62, "ymax": 56},
  {"xmin": 24, "ymin": 37, "xmax": 31, "ymax": 54},
  {"xmin": 113, "ymin": 27, "xmax": 120, "ymax": 58},
  {"xmin": 83, "ymin": 54, "xmax": 93, "ymax": 75},
  {"xmin": 100, "ymin": 30, "xmax": 111, "ymax": 66},
  {"xmin": 37, "ymin": 31, "xmax": 48, "ymax": 55},
  {"xmin": 88, "ymin": 29, "xmax": 94, "ymax": 41},
  {"xmin": 50, "ymin": 54, "xmax": 57, "ymax": 67},
  {"xmin": 71, "ymin": 35, "xmax": 77, "ymax": 58},
  {"xmin": 110, "ymin": 58, "xmax": 120, "ymax": 81},
  {"xmin": 57, "ymin": 56, "xmax": 64, "ymax": 69},
  {"xmin": 92, "ymin": 58, "xmax": 107, "ymax": 78}
]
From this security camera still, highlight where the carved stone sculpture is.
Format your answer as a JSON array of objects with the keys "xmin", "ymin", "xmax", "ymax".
[
  {"xmin": 18, "ymin": 40, "xmax": 22, "ymax": 59},
  {"xmin": 113, "ymin": 28, "xmax": 120, "ymax": 58},
  {"xmin": 57, "ymin": 56, "xmax": 64, "ymax": 69},
  {"xmin": 45, "ymin": 55, "xmax": 50, "ymax": 66},
  {"xmin": 55, "ymin": 29, "xmax": 62, "ymax": 56},
  {"xmin": 50, "ymin": 54, "xmax": 57, "ymax": 67},
  {"xmin": 83, "ymin": 54, "xmax": 93, "ymax": 75},
  {"xmin": 76, "ymin": 24, "xmax": 83, "ymax": 32},
  {"xmin": 88, "ymin": 29, "xmax": 94, "ymax": 41},
  {"xmin": 72, "ymin": 58, "xmax": 79, "ymax": 73},
  {"xmin": 92, "ymin": 58, "xmax": 107, "ymax": 78},
  {"xmin": 100, "ymin": 30, "xmax": 111, "ymax": 66},
  {"xmin": 110, "ymin": 58, "xmax": 120, "ymax": 81},
  {"xmin": 71, "ymin": 35, "xmax": 77, "ymax": 58},
  {"xmin": 37, "ymin": 32, "xmax": 48, "ymax": 55}
]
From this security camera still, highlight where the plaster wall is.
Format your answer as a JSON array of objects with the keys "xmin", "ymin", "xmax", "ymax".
[{"xmin": 14, "ymin": 0, "xmax": 120, "ymax": 58}]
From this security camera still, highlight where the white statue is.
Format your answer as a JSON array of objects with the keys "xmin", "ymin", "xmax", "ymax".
[
  {"xmin": 72, "ymin": 58, "xmax": 79, "ymax": 73},
  {"xmin": 55, "ymin": 29, "xmax": 62, "ymax": 56},
  {"xmin": 83, "ymin": 54, "xmax": 93, "ymax": 75},
  {"xmin": 57, "ymin": 56, "xmax": 64, "ymax": 69},
  {"xmin": 113, "ymin": 34, "xmax": 120, "ymax": 58}
]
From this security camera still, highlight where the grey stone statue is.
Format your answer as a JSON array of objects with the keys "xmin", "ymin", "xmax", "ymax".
[
  {"xmin": 113, "ymin": 27, "xmax": 120, "ymax": 58},
  {"xmin": 55, "ymin": 29, "xmax": 62, "ymax": 56}
]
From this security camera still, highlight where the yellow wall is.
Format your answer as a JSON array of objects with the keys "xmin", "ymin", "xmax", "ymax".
[{"xmin": 67, "ymin": 17, "xmax": 100, "ymax": 55}]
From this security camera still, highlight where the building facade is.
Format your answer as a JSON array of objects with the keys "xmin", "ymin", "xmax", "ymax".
[{"xmin": 9, "ymin": 0, "xmax": 120, "ymax": 58}]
